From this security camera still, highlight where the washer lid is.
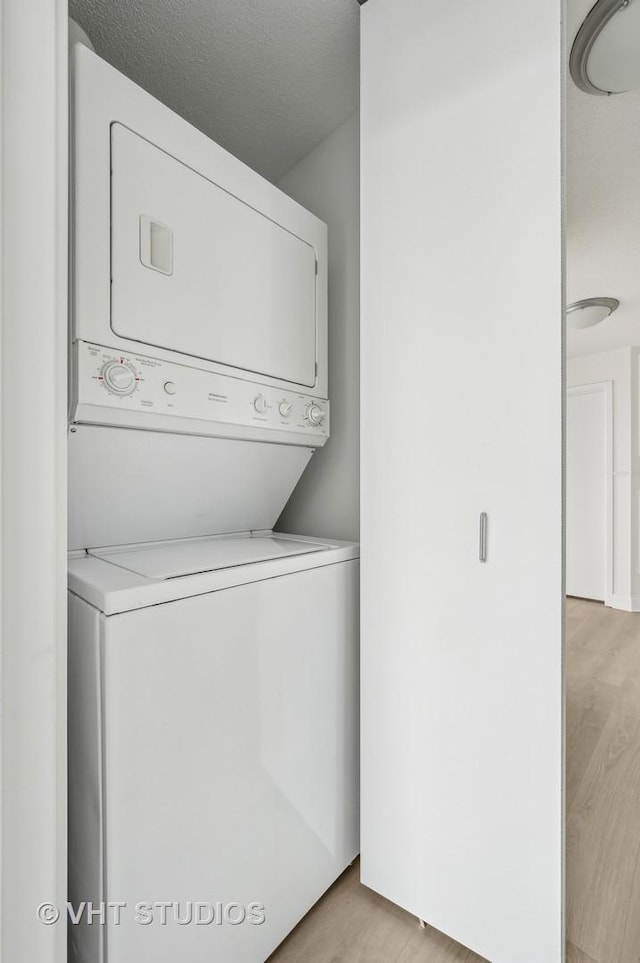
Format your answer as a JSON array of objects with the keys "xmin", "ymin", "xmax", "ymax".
[{"xmin": 88, "ymin": 534, "xmax": 328, "ymax": 580}]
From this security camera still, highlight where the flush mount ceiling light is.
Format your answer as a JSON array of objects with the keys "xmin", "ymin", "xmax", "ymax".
[
  {"xmin": 566, "ymin": 297, "xmax": 620, "ymax": 329},
  {"xmin": 570, "ymin": 0, "xmax": 640, "ymax": 95}
]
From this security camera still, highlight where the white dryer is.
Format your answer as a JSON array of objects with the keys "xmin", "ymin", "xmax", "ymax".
[
  {"xmin": 68, "ymin": 532, "xmax": 359, "ymax": 963},
  {"xmin": 70, "ymin": 44, "xmax": 329, "ymax": 446}
]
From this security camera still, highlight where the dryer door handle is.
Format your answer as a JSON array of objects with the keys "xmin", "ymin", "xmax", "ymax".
[{"xmin": 139, "ymin": 215, "xmax": 173, "ymax": 275}]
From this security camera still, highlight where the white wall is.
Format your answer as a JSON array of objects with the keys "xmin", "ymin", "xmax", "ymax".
[
  {"xmin": 276, "ymin": 113, "xmax": 359, "ymax": 542},
  {"xmin": 0, "ymin": 1, "xmax": 68, "ymax": 959},
  {"xmin": 568, "ymin": 349, "xmax": 634, "ymax": 609}
]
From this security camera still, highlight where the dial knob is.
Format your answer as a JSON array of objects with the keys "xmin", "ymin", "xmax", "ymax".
[
  {"xmin": 253, "ymin": 394, "xmax": 269, "ymax": 414},
  {"xmin": 279, "ymin": 401, "xmax": 293, "ymax": 418},
  {"xmin": 306, "ymin": 403, "xmax": 325, "ymax": 427},
  {"xmin": 103, "ymin": 362, "xmax": 136, "ymax": 395}
]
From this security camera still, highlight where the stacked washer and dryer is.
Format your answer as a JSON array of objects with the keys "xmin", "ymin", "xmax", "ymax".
[{"xmin": 67, "ymin": 45, "xmax": 359, "ymax": 963}]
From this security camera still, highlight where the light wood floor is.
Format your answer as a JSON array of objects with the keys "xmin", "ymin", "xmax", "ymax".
[{"xmin": 268, "ymin": 598, "xmax": 640, "ymax": 963}]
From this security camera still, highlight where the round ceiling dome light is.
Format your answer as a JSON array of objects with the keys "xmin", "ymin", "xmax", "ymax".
[
  {"xmin": 566, "ymin": 297, "xmax": 619, "ymax": 329},
  {"xmin": 570, "ymin": 0, "xmax": 640, "ymax": 95}
]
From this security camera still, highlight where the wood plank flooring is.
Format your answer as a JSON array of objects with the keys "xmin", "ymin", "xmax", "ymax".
[
  {"xmin": 566, "ymin": 599, "xmax": 640, "ymax": 963},
  {"xmin": 268, "ymin": 598, "xmax": 640, "ymax": 963}
]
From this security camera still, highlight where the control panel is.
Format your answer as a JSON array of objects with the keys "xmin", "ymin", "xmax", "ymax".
[{"xmin": 72, "ymin": 342, "xmax": 330, "ymax": 444}]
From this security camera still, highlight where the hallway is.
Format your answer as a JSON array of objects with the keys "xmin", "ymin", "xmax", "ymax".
[{"xmin": 269, "ymin": 599, "xmax": 640, "ymax": 963}]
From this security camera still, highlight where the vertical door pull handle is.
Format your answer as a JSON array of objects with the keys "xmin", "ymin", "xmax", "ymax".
[{"xmin": 479, "ymin": 512, "xmax": 488, "ymax": 563}]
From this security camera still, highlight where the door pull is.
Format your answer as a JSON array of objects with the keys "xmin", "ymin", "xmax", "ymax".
[{"xmin": 479, "ymin": 513, "xmax": 488, "ymax": 563}]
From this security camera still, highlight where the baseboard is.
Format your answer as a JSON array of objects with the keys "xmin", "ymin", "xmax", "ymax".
[{"xmin": 606, "ymin": 594, "xmax": 640, "ymax": 613}]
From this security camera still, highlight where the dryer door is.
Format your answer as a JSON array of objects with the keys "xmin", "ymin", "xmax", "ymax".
[{"xmin": 110, "ymin": 123, "xmax": 318, "ymax": 387}]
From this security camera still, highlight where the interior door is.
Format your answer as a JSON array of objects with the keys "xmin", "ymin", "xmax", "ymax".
[
  {"xmin": 360, "ymin": 3, "xmax": 564, "ymax": 962},
  {"xmin": 566, "ymin": 383, "xmax": 611, "ymax": 602}
]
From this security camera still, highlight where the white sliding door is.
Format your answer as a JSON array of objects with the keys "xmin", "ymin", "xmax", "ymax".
[{"xmin": 360, "ymin": 3, "xmax": 564, "ymax": 962}]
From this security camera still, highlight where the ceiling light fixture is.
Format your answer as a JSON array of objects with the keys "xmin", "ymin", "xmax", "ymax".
[
  {"xmin": 566, "ymin": 297, "xmax": 619, "ymax": 329},
  {"xmin": 570, "ymin": 0, "xmax": 640, "ymax": 95}
]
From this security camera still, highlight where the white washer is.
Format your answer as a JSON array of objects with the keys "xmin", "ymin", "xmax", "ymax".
[{"xmin": 68, "ymin": 532, "xmax": 359, "ymax": 963}]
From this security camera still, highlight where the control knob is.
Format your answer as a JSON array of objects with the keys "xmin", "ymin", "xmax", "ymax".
[
  {"xmin": 102, "ymin": 361, "xmax": 137, "ymax": 396},
  {"xmin": 253, "ymin": 394, "xmax": 269, "ymax": 414},
  {"xmin": 305, "ymin": 403, "xmax": 325, "ymax": 427},
  {"xmin": 279, "ymin": 401, "xmax": 293, "ymax": 417}
]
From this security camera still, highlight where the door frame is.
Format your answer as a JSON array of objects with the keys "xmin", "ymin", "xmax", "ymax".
[
  {"xmin": 0, "ymin": 1, "xmax": 68, "ymax": 960},
  {"xmin": 566, "ymin": 381, "xmax": 614, "ymax": 606}
]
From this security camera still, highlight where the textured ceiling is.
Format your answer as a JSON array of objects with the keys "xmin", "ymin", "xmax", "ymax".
[
  {"xmin": 566, "ymin": 0, "xmax": 640, "ymax": 356},
  {"xmin": 69, "ymin": 0, "xmax": 359, "ymax": 182}
]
